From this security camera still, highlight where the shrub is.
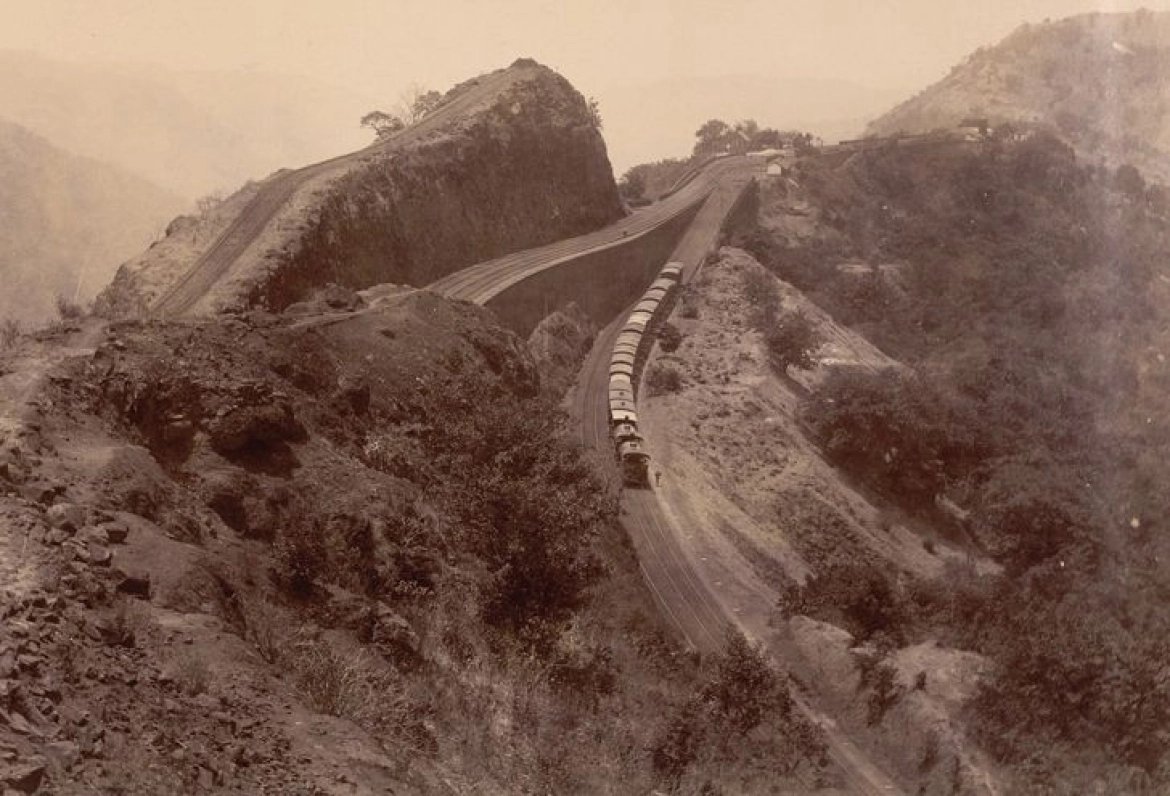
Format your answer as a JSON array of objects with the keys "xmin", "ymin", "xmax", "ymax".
[
  {"xmin": 646, "ymin": 364, "xmax": 683, "ymax": 396},
  {"xmin": 286, "ymin": 631, "xmax": 428, "ymax": 745},
  {"xmin": 242, "ymin": 598, "xmax": 289, "ymax": 664},
  {"xmin": 865, "ymin": 660, "xmax": 903, "ymax": 725},
  {"xmin": 54, "ymin": 293, "xmax": 84, "ymax": 320},
  {"xmin": 651, "ymin": 697, "xmax": 703, "ymax": 786},
  {"xmin": 702, "ymin": 629, "xmax": 791, "ymax": 734},
  {"xmin": 0, "ymin": 318, "xmax": 20, "ymax": 349},
  {"xmin": 273, "ymin": 522, "xmax": 327, "ymax": 597},
  {"xmin": 778, "ymin": 559, "xmax": 908, "ymax": 643},
  {"xmin": 105, "ymin": 597, "xmax": 147, "ymax": 647},
  {"xmin": 741, "ymin": 266, "xmax": 780, "ymax": 324},
  {"xmin": 678, "ymin": 285, "xmax": 701, "ymax": 319},
  {"xmin": 173, "ymin": 649, "xmax": 210, "ymax": 696},
  {"xmin": 657, "ymin": 322, "xmax": 683, "ymax": 353},
  {"xmin": 764, "ymin": 311, "xmax": 820, "ymax": 373}
]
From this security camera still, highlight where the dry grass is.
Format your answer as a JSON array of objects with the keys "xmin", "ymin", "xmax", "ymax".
[
  {"xmin": 173, "ymin": 649, "xmax": 211, "ymax": 696},
  {"xmin": 241, "ymin": 598, "xmax": 289, "ymax": 664},
  {"xmin": 0, "ymin": 318, "xmax": 20, "ymax": 349}
]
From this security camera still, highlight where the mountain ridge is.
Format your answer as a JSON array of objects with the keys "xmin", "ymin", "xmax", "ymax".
[
  {"xmin": 0, "ymin": 116, "xmax": 183, "ymax": 324},
  {"xmin": 867, "ymin": 10, "xmax": 1170, "ymax": 182}
]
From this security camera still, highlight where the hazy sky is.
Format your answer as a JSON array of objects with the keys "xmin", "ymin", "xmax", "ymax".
[{"xmin": 4, "ymin": 0, "xmax": 1170, "ymax": 170}]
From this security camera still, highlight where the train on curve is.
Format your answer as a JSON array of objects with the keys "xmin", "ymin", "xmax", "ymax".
[{"xmin": 608, "ymin": 261, "xmax": 684, "ymax": 487}]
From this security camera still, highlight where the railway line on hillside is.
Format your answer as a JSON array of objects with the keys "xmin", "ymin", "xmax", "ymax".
[
  {"xmin": 142, "ymin": 124, "xmax": 900, "ymax": 790},
  {"xmin": 151, "ymin": 66, "xmax": 525, "ymax": 318},
  {"xmin": 569, "ymin": 173, "xmax": 903, "ymax": 796},
  {"xmin": 427, "ymin": 155, "xmax": 754, "ymax": 303}
]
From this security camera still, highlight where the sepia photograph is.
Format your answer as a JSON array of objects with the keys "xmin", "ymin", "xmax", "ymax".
[{"xmin": 1, "ymin": 1, "xmax": 1169, "ymax": 793}]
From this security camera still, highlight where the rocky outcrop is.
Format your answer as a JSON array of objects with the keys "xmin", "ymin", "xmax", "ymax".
[{"xmin": 98, "ymin": 59, "xmax": 624, "ymax": 317}]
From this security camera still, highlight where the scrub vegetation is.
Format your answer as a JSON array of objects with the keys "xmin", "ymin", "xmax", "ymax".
[{"xmin": 740, "ymin": 131, "xmax": 1170, "ymax": 789}]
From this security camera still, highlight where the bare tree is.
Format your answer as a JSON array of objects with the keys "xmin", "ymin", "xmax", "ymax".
[{"xmin": 396, "ymin": 85, "xmax": 443, "ymax": 124}]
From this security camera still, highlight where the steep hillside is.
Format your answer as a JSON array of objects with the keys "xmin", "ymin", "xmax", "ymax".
[
  {"xmin": 0, "ymin": 287, "xmax": 832, "ymax": 794},
  {"xmin": 0, "ymin": 118, "xmax": 183, "ymax": 326},
  {"xmin": 97, "ymin": 59, "xmax": 624, "ymax": 318},
  {"xmin": 0, "ymin": 51, "xmax": 376, "ymax": 199},
  {"xmin": 732, "ymin": 132, "xmax": 1170, "ymax": 792},
  {"xmin": 867, "ymin": 10, "xmax": 1170, "ymax": 182}
]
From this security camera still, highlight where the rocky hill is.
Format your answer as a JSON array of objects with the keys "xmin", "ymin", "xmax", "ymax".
[
  {"xmin": 97, "ymin": 59, "xmax": 624, "ymax": 318},
  {"xmin": 0, "ymin": 118, "xmax": 183, "ymax": 326},
  {"xmin": 867, "ymin": 10, "xmax": 1170, "ymax": 182},
  {"xmin": 0, "ymin": 280, "xmax": 832, "ymax": 793}
]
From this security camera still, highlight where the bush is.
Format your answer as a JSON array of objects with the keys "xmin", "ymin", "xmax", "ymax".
[
  {"xmin": 54, "ymin": 293, "xmax": 84, "ymax": 320},
  {"xmin": 802, "ymin": 366, "xmax": 989, "ymax": 504},
  {"xmin": 657, "ymin": 322, "xmax": 683, "ymax": 353},
  {"xmin": 645, "ymin": 364, "xmax": 683, "ymax": 396},
  {"xmin": 0, "ymin": 318, "xmax": 20, "ymax": 349},
  {"xmin": 241, "ymin": 598, "xmax": 289, "ymax": 664},
  {"xmin": 273, "ymin": 523, "xmax": 327, "ymax": 597},
  {"xmin": 765, "ymin": 312, "xmax": 820, "ymax": 373},
  {"xmin": 702, "ymin": 629, "xmax": 791, "ymax": 734},
  {"xmin": 173, "ymin": 649, "xmax": 210, "ymax": 696},
  {"xmin": 286, "ymin": 630, "xmax": 429, "ymax": 746},
  {"xmin": 678, "ymin": 285, "xmax": 701, "ymax": 319},
  {"xmin": 865, "ymin": 660, "xmax": 903, "ymax": 725},
  {"xmin": 778, "ymin": 559, "xmax": 908, "ymax": 643}
]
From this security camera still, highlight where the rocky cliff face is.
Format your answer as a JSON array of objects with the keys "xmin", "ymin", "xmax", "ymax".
[
  {"xmin": 867, "ymin": 10, "xmax": 1170, "ymax": 182},
  {"xmin": 97, "ymin": 59, "xmax": 623, "ymax": 317}
]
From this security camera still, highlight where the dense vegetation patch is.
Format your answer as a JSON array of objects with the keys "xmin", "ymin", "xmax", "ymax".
[{"xmin": 743, "ymin": 133, "xmax": 1170, "ymax": 787}]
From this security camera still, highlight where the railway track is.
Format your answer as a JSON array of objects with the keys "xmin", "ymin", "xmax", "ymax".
[
  {"xmin": 428, "ymin": 156, "xmax": 755, "ymax": 303},
  {"xmin": 568, "ymin": 173, "xmax": 904, "ymax": 795},
  {"xmin": 151, "ymin": 66, "xmax": 525, "ymax": 318}
]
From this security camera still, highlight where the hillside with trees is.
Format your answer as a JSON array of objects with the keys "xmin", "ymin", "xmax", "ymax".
[
  {"xmin": 737, "ymin": 131, "xmax": 1170, "ymax": 790},
  {"xmin": 867, "ymin": 10, "xmax": 1170, "ymax": 182}
]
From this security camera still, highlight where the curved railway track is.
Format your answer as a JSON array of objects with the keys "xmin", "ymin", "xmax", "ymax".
[
  {"xmin": 143, "ymin": 110, "xmax": 899, "ymax": 788},
  {"xmin": 428, "ymin": 156, "xmax": 754, "ymax": 303},
  {"xmin": 569, "ymin": 171, "xmax": 904, "ymax": 795}
]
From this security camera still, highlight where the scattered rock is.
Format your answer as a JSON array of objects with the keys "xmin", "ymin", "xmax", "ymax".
[
  {"xmin": 45, "ymin": 503, "xmax": 85, "ymax": 533},
  {"xmin": 42, "ymin": 741, "xmax": 79, "ymax": 775},
  {"xmin": 100, "ymin": 522, "xmax": 129, "ymax": 544},
  {"xmin": 0, "ymin": 760, "xmax": 44, "ymax": 793},
  {"xmin": 86, "ymin": 543, "xmax": 112, "ymax": 568},
  {"xmin": 113, "ymin": 567, "xmax": 151, "ymax": 600}
]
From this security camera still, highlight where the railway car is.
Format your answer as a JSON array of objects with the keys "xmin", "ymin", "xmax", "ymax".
[
  {"xmin": 610, "ymin": 363, "xmax": 636, "ymax": 381},
  {"xmin": 612, "ymin": 421, "xmax": 640, "ymax": 444},
  {"xmin": 617, "ymin": 438, "xmax": 651, "ymax": 487},
  {"xmin": 660, "ymin": 262, "xmax": 684, "ymax": 281}
]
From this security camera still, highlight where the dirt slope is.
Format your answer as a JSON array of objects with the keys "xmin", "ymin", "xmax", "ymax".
[{"xmin": 636, "ymin": 247, "xmax": 1002, "ymax": 794}]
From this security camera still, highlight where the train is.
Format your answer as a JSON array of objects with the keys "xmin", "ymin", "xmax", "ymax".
[{"xmin": 607, "ymin": 261, "xmax": 684, "ymax": 487}]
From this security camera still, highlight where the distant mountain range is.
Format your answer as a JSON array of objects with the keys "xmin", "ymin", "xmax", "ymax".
[
  {"xmin": 0, "ymin": 116, "xmax": 184, "ymax": 324},
  {"xmin": 0, "ymin": 50, "xmax": 380, "ymax": 199},
  {"xmin": 867, "ymin": 10, "xmax": 1170, "ymax": 182}
]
